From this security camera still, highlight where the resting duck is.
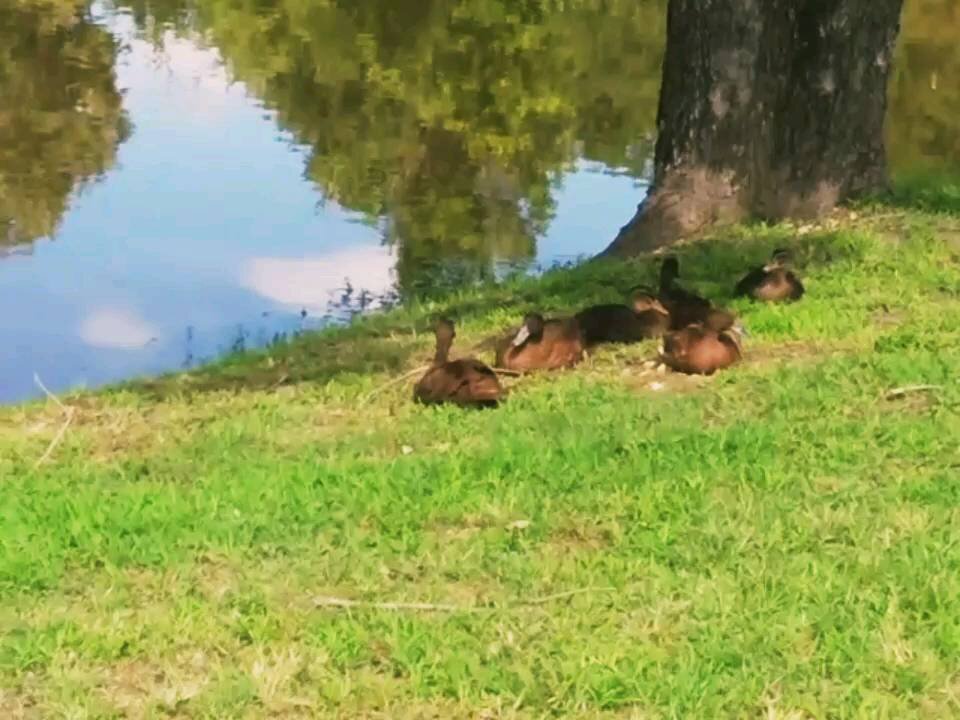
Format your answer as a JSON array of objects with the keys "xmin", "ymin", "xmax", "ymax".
[
  {"xmin": 660, "ymin": 323, "xmax": 743, "ymax": 375},
  {"xmin": 414, "ymin": 318, "xmax": 503, "ymax": 407},
  {"xmin": 575, "ymin": 287, "xmax": 671, "ymax": 346},
  {"xmin": 735, "ymin": 248, "xmax": 805, "ymax": 302},
  {"xmin": 495, "ymin": 312, "xmax": 584, "ymax": 371}
]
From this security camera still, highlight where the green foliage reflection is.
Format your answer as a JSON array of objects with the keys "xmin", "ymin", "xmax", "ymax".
[
  {"xmin": 0, "ymin": 0, "xmax": 129, "ymax": 246},
  {"xmin": 115, "ymin": 0, "xmax": 664, "ymax": 293},
  {"xmin": 5, "ymin": 0, "xmax": 957, "ymax": 279}
]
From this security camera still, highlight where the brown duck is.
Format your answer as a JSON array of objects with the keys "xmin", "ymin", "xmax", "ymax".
[
  {"xmin": 660, "ymin": 323, "xmax": 743, "ymax": 375},
  {"xmin": 495, "ymin": 312, "xmax": 584, "ymax": 371},
  {"xmin": 575, "ymin": 287, "xmax": 671, "ymax": 346},
  {"xmin": 414, "ymin": 318, "xmax": 503, "ymax": 407},
  {"xmin": 735, "ymin": 248, "xmax": 805, "ymax": 302},
  {"xmin": 658, "ymin": 256, "xmax": 738, "ymax": 331}
]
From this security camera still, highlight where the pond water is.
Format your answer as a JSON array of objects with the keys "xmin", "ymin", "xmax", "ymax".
[{"xmin": 0, "ymin": 0, "xmax": 957, "ymax": 404}]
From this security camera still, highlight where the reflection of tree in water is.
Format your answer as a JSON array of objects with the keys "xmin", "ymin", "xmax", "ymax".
[
  {"xmin": 0, "ymin": 0, "xmax": 129, "ymax": 246},
  {"xmin": 11, "ymin": 0, "xmax": 949, "ymax": 276},
  {"xmin": 116, "ymin": 0, "xmax": 664, "ymax": 295},
  {"xmin": 888, "ymin": 0, "xmax": 960, "ymax": 175}
]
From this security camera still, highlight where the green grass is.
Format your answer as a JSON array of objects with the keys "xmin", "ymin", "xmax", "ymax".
[{"xmin": 1, "ymin": 206, "xmax": 960, "ymax": 718}]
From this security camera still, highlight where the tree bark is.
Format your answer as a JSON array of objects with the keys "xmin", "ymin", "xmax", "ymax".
[{"xmin": 602, "ymin": 0, "xmax": 904, "ymax": 257}]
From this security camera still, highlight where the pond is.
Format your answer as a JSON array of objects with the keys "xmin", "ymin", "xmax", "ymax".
[{"xmin": 1, "ymin": 0, "xmax": 957, "ymax": 404}]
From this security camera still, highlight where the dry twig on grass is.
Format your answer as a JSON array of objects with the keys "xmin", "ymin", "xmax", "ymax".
[
  {"xmin": 361, "ymin": 365, "xmax": 431, "ymax": 405},
  {"xmin": 884, "ymin": 384, "xmax": 942, "ymax": 400},
  {"xmin": 314, "ymin": 596, "xmax": 482, "ymax": 613},
  {"xmin": 33, "ymin": 373, "xmax": 75, "ymax": 469},
  {"xmin": 519, "ymin": 587, "xmax": 615, "ymax": 605},
  {"xmin": 313, "ymin": 586, "xmax": 617, "ymax": 613},
  {"xmin": 268, "ymin": 373, "xmax": 290, "ymax": 391}
]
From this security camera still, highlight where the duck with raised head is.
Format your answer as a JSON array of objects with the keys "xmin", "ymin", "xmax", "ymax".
[
  {"xmin": 495, "ymin": 312, "xmax": 584, "ymax": 371},
  {"xmin": 575, "ymin": 287, "xmax": 671, "ymax": 346},
  {"xmin": 659, "ymin": 256, "xmax": 710, "ymax": 317},
  {"xmin": 735, "ymin": 248, "xmax": 805, "ymax": 302},
  {"xmin": 659, "ymin": 323, "xmax": 743, "ymax": 375},
  {"xmin": 414, "ymin": 318, "xmax": 503, "ymax": 407},
  {"xmin": 658, "ymin": 256, "xmax": 739, "ymax": 331}
]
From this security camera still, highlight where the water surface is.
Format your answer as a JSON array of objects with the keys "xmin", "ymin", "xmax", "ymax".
[{"xmin": 0, "ymin": 0, "xmax": 956, "ymax": 403}]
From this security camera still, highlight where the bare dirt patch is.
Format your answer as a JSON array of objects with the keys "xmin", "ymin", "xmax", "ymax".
[{"xmin": 546, "ymin": 521, "xmax": 617, "ymax": 554}]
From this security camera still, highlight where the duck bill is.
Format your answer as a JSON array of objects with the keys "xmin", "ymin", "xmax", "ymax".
[
  {"xmin": 727, "ymin": 325, "xmax": 747, "ymax": 353},
  {"xmin": 511, "ymin": 325, "xmax": 531, "ymax": 347}
]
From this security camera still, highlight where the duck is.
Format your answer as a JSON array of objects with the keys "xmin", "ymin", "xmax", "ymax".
[
  {"xmin": 658, "ymin": 256, "xmax": 738, "ymax": 331},
  {"xmin": 414, "ymin": 318, "xmax": 504, "ymax": 407},
  {"xmin": 575, "ymin": 287, "xmax": 671, "ymax": 346},
  {"xmin": 735, "ymin": 248, "xmax": 805, "ymax": 301},
  {"xmin": 659, "ymin": 323, "xmax": 743, "ymax": 375},
  {"xmin": 495, "ymin": 312, "xmax": 585, "ymax": 371}
]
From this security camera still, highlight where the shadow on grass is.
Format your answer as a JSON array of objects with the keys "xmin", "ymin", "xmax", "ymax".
[
  {"xmin": 882, "ymin": 174, "xmax": 960, "ymax": 215},
  {"xmin": 128, "ymin": 327, "xmax": 424, "ymax": 402},
  {"xmin": 124, "ymin": 227, "xmax": 870, "ymax": 402}
]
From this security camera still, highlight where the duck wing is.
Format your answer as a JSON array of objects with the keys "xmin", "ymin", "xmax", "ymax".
[
  {"xmin": 575, "ymin": 304, "xmax": 638, "ymax": 345},
  {"xmin": 452, "ymin": 359, "xmax": 502, "ymax": 405},
  {"xmin": 413, "ymin": 365, "xmax": 449, "ymax": 405},
  {"xmin": 461, "ymin": 358, "xmax": 498, "ymax": 378},
  {"xmin": 734, "ymin": 266, "xmax": 767, "ymax": 297}
]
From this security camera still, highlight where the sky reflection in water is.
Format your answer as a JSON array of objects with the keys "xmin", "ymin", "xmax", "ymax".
[{"xmin": 0, "ymin": 0, "xmax": 955, "ymax": 403}]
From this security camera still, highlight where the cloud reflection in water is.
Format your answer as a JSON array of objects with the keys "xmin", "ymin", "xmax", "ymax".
[
  {"xmin": 79, "ymin": 307, "xmax": 158, "ymax": 350},
  {"xmin": 241, "ymin": 245, "xmax": 397, "ymax": 318}
]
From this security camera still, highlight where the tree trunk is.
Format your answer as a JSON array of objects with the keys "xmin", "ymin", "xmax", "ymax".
[{"xmin": 602, "ymin": 0, "xmax": 904, "ymax": 257}]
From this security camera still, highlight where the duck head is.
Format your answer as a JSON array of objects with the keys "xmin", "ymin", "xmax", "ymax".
[
  {"xmin": 723, "ymin": 321, "xmax": 748, "ymax": 352},
  {"xmin": 511, "ymin": 312, "xmax": 545, "ymax": 347},
  {"xmin": 659, "ymin": 256, "xmax": 680, "ymax": 288},
  {"xmin": 630, "ymin": 287, "xmax": 669, "ymax": 315},
  {"xmin": 435, "ymin": 317, "xmax": 456, "ymax": 339},
  {"xmin": 764, "ymin": 248, "xmax": 793, "ymax": 272},
  {"xmin": 433, "ymin": 317, "xmax": 456, "ymax": 364}
]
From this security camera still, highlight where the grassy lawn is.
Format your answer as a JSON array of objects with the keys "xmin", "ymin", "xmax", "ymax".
[{"xmin": 1, "ymin": 201, "xmax": 960, "ymax": 718}]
